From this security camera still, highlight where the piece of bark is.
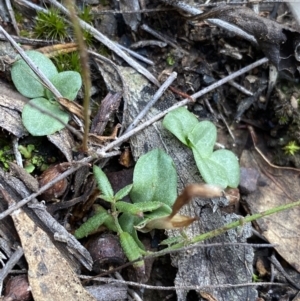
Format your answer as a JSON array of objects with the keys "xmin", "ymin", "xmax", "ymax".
[
  {"xmin": 98, "ymin": 65, "xmax": 257, "ymax": 300},
  {"xmin": 0, "ymin": 79, "xmax": 27, "ymax": 137},
  {"xmin": 90, "ymin": 92, "xmax": 122, "ymax": 135},
  {"xmin": 0, "ymin": 168, "xmax": 93, "ymax": 271},
  {"xmin": 1, "ymin": 189, "xmax": 96, "ymax": 301}
]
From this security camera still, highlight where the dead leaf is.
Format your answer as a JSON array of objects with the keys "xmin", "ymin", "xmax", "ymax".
[
  {"xmin": 240, "ymin": 149, "xmax": 300, "ymax": 272},
  {"xmin": 57, "ymin": 97, "xmax": 84, "ymax": 120},
  {"xmin": 1, "ymin": 190, "xmax": 96, "ymax": 301}
]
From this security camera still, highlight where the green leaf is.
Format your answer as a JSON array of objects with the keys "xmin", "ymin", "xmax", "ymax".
[
  {"xmin": 130, "ymin": 201, "xmax": 164, "ymax": 212},
  {"xmin": 119, "ymin": 213, "xmax": 144, "ymax": 250},
  {"xmin": 116, "ymin": 201, "xmax": 163, "ymax": 216},
  {"xmin": 22, "ymin": 98, "xmax": 69, "ymax": 136},
  {"xmin": 163, "ymin": 107, "xmax": 199, "ymax": 145},
  {"xmin": 119, "ymin": 232, "xmax": 145, "ymax": 269},
  {"xmin": 116, "ymin": 201, "xmax": 144, "ymax": 216},
  {"xmin": 98, "ymin": 195, "xmax": 114, "ymax": 203},
  {"xmin": 187, "ymin": 121, "xmax": 217, "ymax": 158},
  {"xmin": 210, "ymin": 149, "xmax": 240, "ymax": 188},
  {"xmin": 130, "ymin": 149, "xmax": 177, "ymax": 207},
  {"xmin": 74, "ymin": 211, "xmax": 109, "ymax": 239},
  {"xmin": 192, "ymin": 148, "xmax": 228, "ymax": 188},
  {"xmin": 93, "ymin": 165, "xmax": 114, "ymax": 200},
  {"xmin": 94, "ymin": 205, "xmax": 118, "ymax": 232},
  {"xmin": 160, "ymin": 236, "xmax": 185, "ymax": 246},
  {"xmin": 115, "ymin": 184, "xmax": 133, "ymax": 201},
  {"xmin": 11, "ymin": 50, "xmax": 58, "ymax": 98},
  {"xmin": 46, "ymin": 71, "xmax": 82, "ymax": 100},
  {"xmin": 135, "ymin": 204, "xmax": 172, "ymax": 232}
]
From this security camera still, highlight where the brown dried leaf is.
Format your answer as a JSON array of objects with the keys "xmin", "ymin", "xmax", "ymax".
[
  {"xmin": 240, "ymin": 149, "xmax": 300, "ymax": 272},
  {"xmin": 9, "ymin": 205, "xmax": 96, "ymax": 301},
  {"xmin": 57, "ymin": 97, "xmax": 84, "ymax": 120}
]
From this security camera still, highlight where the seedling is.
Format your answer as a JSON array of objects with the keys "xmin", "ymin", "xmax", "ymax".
[
  {"xmin": 11, "ymin": 50, "xmax": 82, "ymax": 136},
  {"xmin": 18, "ymin": 144, "xmax": 49, "ymax": 173},
  {"xmin": 0, "ymin": 145, "xmax": 13, "ymax": 170},
  {"xmin": 75, "ymin": 149, "xmax": 223, "ymax": 270},
  {"xmin": 163, "ymin": 107, "xmax": 240, "ymax": 188}
]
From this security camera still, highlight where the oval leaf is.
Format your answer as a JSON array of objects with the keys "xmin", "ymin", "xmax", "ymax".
[
  {"xmin": 210, "ymin": 149, "xmax": 240, "ymax": 188},
  {"xmin": 130, "ymin": 149, "xmax": 177, "ymax": 207},
  {"xmin": 22, "ymin": 98, "xmax": 69, "ymax": 136},
  {"xmin": 187, "ymin": 121, "xmax": 217, "ymax": 158},
  {"xmin": 46, "ymin": 71, "xmax": 82, "ymax": 101},
  {"xmin": 93, "ymin": 166, "xmax": 114, "ymax": 199},
  {"xmin": 192, "ymin": 148, "xmax": 228, "ymax": 188},
  {"xmin": 163, "ymin": 107, "xmax": 199, "ymax": 145},
  {"xmin": 11, "ymin": 50, "xmax": 58, "ymax": 98}
]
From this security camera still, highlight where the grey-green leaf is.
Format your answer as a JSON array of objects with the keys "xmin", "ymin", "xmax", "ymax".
[
  {"xmin": 11, "ymin": 50, "xmax": 58, "ymax": 98},
  {"xmin": 163, "ymin": 107, "xmax": 199, "ymax": 145},
  {"xmin": 116, "ymin": 201, "xmax": 163, "ymax": 215},
  {"xmin": 46, "ymin": 71, "xmax": 82, "ymax": 101},
  {"xmin": 192, "ymin": 148, "xmax": 228, "ymax": 188},
  {"xmin": 74, "ymin": 211, "xmax": 109, "ymax": 239},
  {"xmin": 93, "ymin": 166, "xmax": 114, "ymax": 199},
  {"xmin": 187, "ymin": 121, "xmax": 217, "ymax": 158},
  {"xmin": 115, "ymin": 184, "xmax": 133, "ymax": 201},
  {"xmin": 22, "ymin": 98, "xmax": 69, "ymax": 136},
  {"xmin": 210, "ymin": 149, "xmax": 240, "ymax": 188},
  {"xmin": 130, "ymin": 149, "xmax": 177, "ymax": 207},
  {"xmin": 119, "ymin": 213, "xmax": 145, "ymax": 250}
]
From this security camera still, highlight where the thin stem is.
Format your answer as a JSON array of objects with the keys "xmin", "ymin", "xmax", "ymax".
[
  {"xmin": 64, "ymin": 0, "xmax": 91, "ymax": 152},
  {"xmin": 159, "ymin": 199, "xmax": 300, "ymax": 255}
]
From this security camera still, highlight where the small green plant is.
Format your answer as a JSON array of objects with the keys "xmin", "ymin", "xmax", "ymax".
[
  {"xmin": 0, "ymin": 145, "xmax": 13, "ymax": 170},
  {"xmin": 11, "ymin": 50, "xmax": 82, "ymax": 136},
  {"xmin": 163, "ymin": 107, "xmax": 240, "ymax": 188},
  {"xmin": 18, "ymin": 144, "xmax": 49, "ymax": 173},
  {"xmin": 166, "ymin": 54, "xmax": 175, "ymax": 66},
  {"xmin": 75, "ymin": 149, "xmax": 207, "ymax": 270},
  {"xmin": 78, "ymin": 5, "xmax": 93, "ymax": 24},
  {"xmin": 252, "ymin": 273, "xmax": 263, "ymax": 282},
  {"xmin": 34, "ymin": 8, "xmax": 69, "ymax": 41},
  {"xmin": 282, "ymin": 141, "xmax": 300, "ymax": 156}
]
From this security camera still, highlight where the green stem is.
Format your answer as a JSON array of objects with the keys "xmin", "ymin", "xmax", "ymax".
[
  {"xmin": 111, "ymin": 201, "xmax": 123, "ymax": 233},
  {"xmin": 154, "ymin": 199, "xmax": 300, "ymax": 257}
]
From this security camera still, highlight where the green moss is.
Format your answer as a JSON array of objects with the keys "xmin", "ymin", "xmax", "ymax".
[
  {"xmin": 14, "ymin": 10, "xmax": 24, "ymax": 23},
  {"xmin": 83, "ymin": 29, "xmax": 94, "ymax": 46},
  {"xmin": 34, "ymin": 8, "xmax": 69, "ymax": 41},
  {"xmin": 79, "ymin": 5, "xmax": 93, "ymax": 24},
  {"xmin": 282, "ymin": 141, "xmax": 300, "ymax": 156},
  {"xmin": 52, "ymin": 52, "xmax": 81, "ymax": 73}
]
